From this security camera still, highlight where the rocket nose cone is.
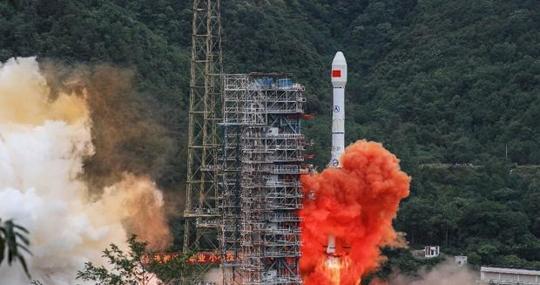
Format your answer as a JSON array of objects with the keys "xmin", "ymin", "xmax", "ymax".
[
  {"xmin": 332, "ymin": 51, "xmax": 347, "ymax": 66},
  {"xmin": 331, "ymin": 51, "xmax": 347, "ymax": 86}
]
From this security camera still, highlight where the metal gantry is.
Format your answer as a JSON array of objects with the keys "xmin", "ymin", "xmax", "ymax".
[
  {"xmin": 220, "ymin": 75, "xmax": 248, "ymax": 284},
  {"xmin": 221, "ymin": 74, "xmax": 306, "ymax": 285},
  {"xmin": 183, "ymin": 2, "xmax": 306, "ymax": 284},
  {"xmin": 183, "ymin": 0, "xmax": 223, "ymax": 283}
]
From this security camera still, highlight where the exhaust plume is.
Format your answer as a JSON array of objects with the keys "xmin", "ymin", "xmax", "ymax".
[
  {"xmin": 0, "ymin": 57, "xmax": 170, "ymax": 284},
  {"xmin": 301, "ymin": 141, "xmax": 410, "ymax": 285}
]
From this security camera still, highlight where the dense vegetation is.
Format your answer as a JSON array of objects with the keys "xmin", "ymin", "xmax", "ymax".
[
  {"xmin": 1, "ymin": 0, "xmax": 539, "ymax": 272},
  {"xmin": 77, "ymin": 236, "xmax": 192, "ymax": 285}
]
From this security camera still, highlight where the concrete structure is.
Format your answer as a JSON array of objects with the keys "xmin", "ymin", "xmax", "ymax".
[
  {"xmin": 480, "ymin": 267, "xmax": 540, "ymax": 285},
  {"xmin": 220, "ymin": 73, "xmax": 306, "ymax": 284}
]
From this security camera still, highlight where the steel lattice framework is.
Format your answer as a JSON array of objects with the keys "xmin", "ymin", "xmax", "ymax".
[
  {"xmin": 221, "ymin": 74, "xmax": 306, "ymax": 285},
  {"xmin": 183, "ymin": 2, "xmax": 306, "ymax": 284},
  {"xmin": 183, "ymin": 0, "xmax": 223, "ymax": 283}
]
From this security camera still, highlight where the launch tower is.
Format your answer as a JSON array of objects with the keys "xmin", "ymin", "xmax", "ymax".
[
  {"xmin": 183, "ymin": 1, "xmax": 306, "ymax": 284},
  {"xmin": 183, "ymin": 0, "xmax": 223, "ymax": 283}
]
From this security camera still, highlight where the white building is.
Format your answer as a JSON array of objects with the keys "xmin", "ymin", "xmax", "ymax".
[
  {"xmin": 424, "ymin": 246, "xmax": 440, "ymax": 258},
  {"xmin": 455, "ymin": 255, "xmax": 467, "ymax": 266},
  {"xmin": 480, "ymin": 266, "xmax": 540, "ymax": 285}
]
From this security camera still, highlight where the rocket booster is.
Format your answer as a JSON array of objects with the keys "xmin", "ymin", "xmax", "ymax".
[
  {"xmin": 326, "ymin": 52, "xmax": 347, "ymax": 257},
  {"xmin": 329, "ymin": 51, "xmax": 347, "ymax": 168}
]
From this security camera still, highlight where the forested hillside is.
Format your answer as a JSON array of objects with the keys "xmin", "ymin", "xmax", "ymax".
[{"xmin": 1, "ymin": 0, "xmax": 539, "ymax": 271}]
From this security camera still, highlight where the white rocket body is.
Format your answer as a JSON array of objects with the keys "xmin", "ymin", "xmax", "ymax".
[
  {"xmin": 329, "ymin": 51, "xmax": 347, "ymax": 168},
  {"xmin": 326, "ymin": 52, "xmax": 347, "ymax": 256}
]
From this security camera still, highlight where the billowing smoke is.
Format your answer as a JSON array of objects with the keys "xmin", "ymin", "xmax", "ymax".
[
  {"xmin": 301, "ymin": 141, "xmax": 410, "ymax": 284},
  {"xmin": 370, "ymin": 260, "xmax": 477, "ymax": 285},
  {"xmin": 0, "ymin": 57, "xmax": 170, "ymax": 284},
  {"xmin": 204, "ymin": 268, "xmax": 225, "ymax": 285}
]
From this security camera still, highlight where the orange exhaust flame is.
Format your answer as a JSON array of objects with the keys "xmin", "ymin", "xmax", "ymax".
[
  {"xmin": 322, "ymin": 256, "xmax": 351, "ymax": 285},
  {"xmin": 300, "ymin": 141, "xmax": 410, "ymax": 285}
]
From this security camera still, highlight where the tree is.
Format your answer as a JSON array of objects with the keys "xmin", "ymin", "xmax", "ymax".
[
  {"xmin": 0, "ymin": 219, "xmax": 31, "ymax": 277},
  {"xmin": 1, "ymin": 0, "xmax": 19, "ymax": 7},
  {"xmin": 77, "ymin": 236, "xmax": 156, "ymax": 285},
  {"xmin": 77, "ymin": 235, "xmax": 192, "ymax": 285}
]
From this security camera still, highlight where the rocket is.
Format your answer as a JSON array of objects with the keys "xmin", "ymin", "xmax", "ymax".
[
  {"xmin": 326, "ymin": 51, "xmax": 347, "ymax": 257},
  {"xmin": 329, "ymin": 51, "xmax": 347, "ymax": 168}
]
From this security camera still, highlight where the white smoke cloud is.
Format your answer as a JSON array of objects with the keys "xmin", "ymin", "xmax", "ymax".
[
  {"xmin": 0, "ymin": 57, "xmax": 170, "ymax": 285},
  {"xmin": 372, "ymin": 260, "xmax": 477, "ymax": 285},
  {"xmin": 204, "ymin": 268, "xmax": 225, "ymax": 285}
]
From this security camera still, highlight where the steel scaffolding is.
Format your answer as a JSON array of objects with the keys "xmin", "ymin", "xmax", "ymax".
[
  {"xmin": 183, "ymin": 0, "xmax": 223, "ymax": 283},
  {"xmin": 221, "ymin": 74, "xmax": 306, "ymax": 285}
]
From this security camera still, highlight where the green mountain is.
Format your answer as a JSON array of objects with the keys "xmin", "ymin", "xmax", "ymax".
[{"xmin": 1, "ymin": 0, "xmax": 539, "ymax": 271}]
